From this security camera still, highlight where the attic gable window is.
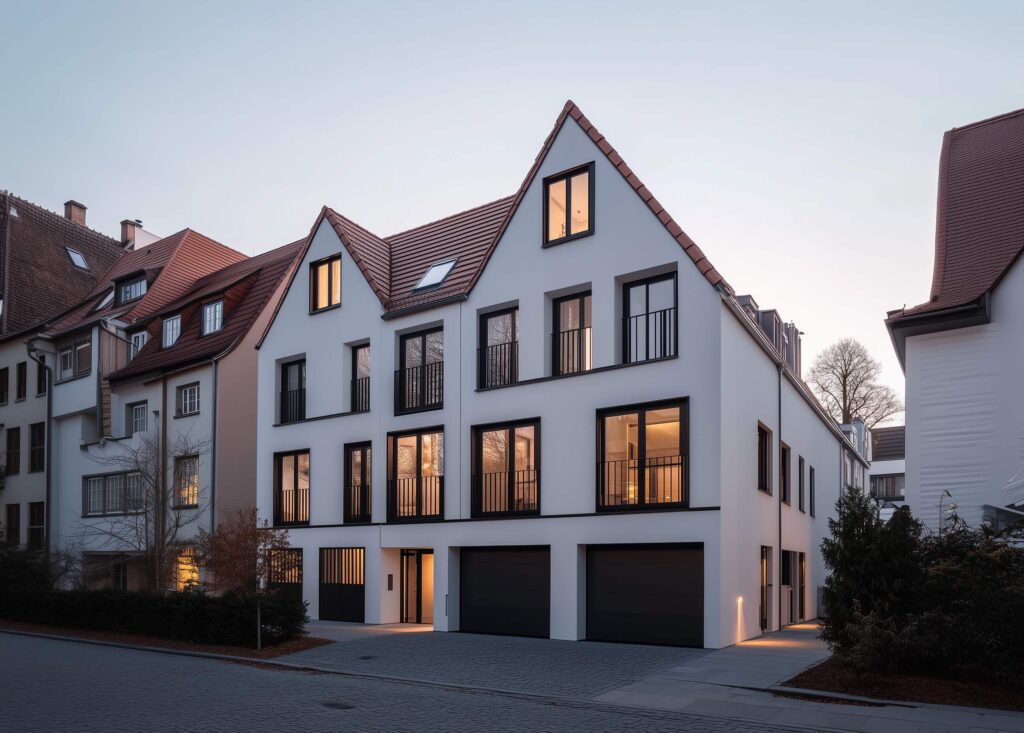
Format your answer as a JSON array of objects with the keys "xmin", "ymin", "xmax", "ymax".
[
  {"xmin": 163, "ymin": 315, "xmax": 181, "ymax": 348},
  {"xmin": 66, "ymin": 247, "xmax": 89, "ymax": 270},
  {"xmin": 117, "ymin": 275, "xmax": 148, "ymax": 305},
  {"xmin": 309, "ymin": 255, "xmax": 341, "ymax": 313},
  {"xmin": 413, "ymin": 258, "xmax": 457, "ymax": 292},
  {"xmin": 202, "ymin": 300, "xmax": 224, "ymax": 335},
  {"xmin": 543, "ymin": 163, "xmax": 594, "ymax": 246}
]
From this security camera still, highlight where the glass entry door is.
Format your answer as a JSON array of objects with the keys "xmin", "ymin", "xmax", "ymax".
[{"xmin": 400, "ymin": 549, "xmax": 434, "ymax": 624}]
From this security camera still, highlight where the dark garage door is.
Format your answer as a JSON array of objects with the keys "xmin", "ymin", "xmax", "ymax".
[
  {"xmin": 319, "ymin": 548, "xmax": 365, "ymax": 622},
  {"xmin": 587, "ymin": 543, "xmax": 703, "ymax": 647},
  {"xmin": 460, "ymin": 546, "xmax": 550, "ymax": 638}
]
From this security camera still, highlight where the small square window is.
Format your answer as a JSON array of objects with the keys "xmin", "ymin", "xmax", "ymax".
[
  {"xmin": 413, "ymin": 259, "xmax": 457, "ymax": 292},
  {"xmin": 66, "ymin": 247, "xmax": 89, "ymax": 270},
  {"xmin": 202, "ymin": 301, "xmax": 224, "ymax": 335}
]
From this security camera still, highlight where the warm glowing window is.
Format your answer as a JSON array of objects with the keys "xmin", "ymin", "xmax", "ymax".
[
  {"xmin": 274, "ymin": 450, "xmax": 310, "ymax": 526},
  {"xmin": 310, "ymin": 255, "xmax": 341, "ymax": 312},
  {"xmin": 175, "ymin": 547, "xmax": 200, "ymax": 591},
  {"xmin": 387, "ymin": 429, "xmax": 443, "ymax": 521},
  {"xmin": 174, "ymin": 455, "xmax": 199, "ymax": 508},
  {"xmin": 543, "ymin": 163, "xmax": 593, "ymax": 245},
  {"xmin": 472, "ymin": 419, "xmax": 539, "ymax": 516}
]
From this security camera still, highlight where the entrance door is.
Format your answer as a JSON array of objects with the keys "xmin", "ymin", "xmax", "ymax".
[
  {"xmin": 319, "ymin": 548, "xmax": 365, "ymax": 622},
  {"xmin": 401, "ymin": 549, "xmax": 434, "ymax": 624}
]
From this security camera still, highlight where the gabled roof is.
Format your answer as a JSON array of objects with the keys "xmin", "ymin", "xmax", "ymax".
[
  {"xmin": 109, "ymin": 239, "xmax": 303, "ymax": 381},
  {"xmin": 0, "ymin": 193, "xmax": 124, "ymax": 336}
]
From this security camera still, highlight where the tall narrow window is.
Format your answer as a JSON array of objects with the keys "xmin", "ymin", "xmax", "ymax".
[
  {"xmin": 809, "ymin": 466, "xmax": 816, "ymax": 517},
  {"xmin": 309, "ymin": 255, "xmax": 342, "ymax": 312},
  {"xmin": 163, "ymin": 315, "xmax": 181, "ymax": 347},
  {"xmin": 472, "ymin": 419, "xmax": 539, "ymax": 517},
  {"xmin": 16, "ymin": 361, "xmax": 26, "ymax": 400},
  {"xmin": 36, "ymin": 356, "xmax": 47, "ymax": 395},
  {"xmin": 76, "ymin": 341, "xmax": 91, "ymax": 375},
  {"xmin": 396, "ymin": 328, "xmax": 443, "ymax": 413},
  {"xmin": 129, "ymin": 331, "xmax": 149, "ymax": 360},
  {"xmin": 623, "ymin": 273, "xmax": 677, "ymax": 363},
  {"xmin": 351, "ymin": 344, "xmax": 370, "ymax": 412},
  {"xmin": 598, "ymin": 400, "xmax": 687, "ymax": 510},
  {"xmin": 387, "ymin": 429, "xmax": 443, "ymax": 521},
  {"xmin": 175, "ymin": 547, "xmax": 200, "ymax": 591},
  {"xmin": 798, "ymin": 456, "xmax": 806, "ymax": 512},
  {"xmin": 478, "ymin": 308, "xmax": 518, "ymax": 388},
  {"xmin": 757, "ymin": 424, "xmax": 772, "ymax": 494},
  {"xmin": 0, "ymin": 367, "xmax": 8, "ymax": 404},
  {"xmin": 28, "ymin": 423, "xmax": 44, "ymax": 473},
  {"xmin": 344, "ymin": 442, "xmax": 372, "ymax": 523},
  {"xmin": 780, "ymin": 443, "xmax": 791, "ymax": 505},
  {"xmin": 5, "ymin": 504, "xmax": 19, "ymax": 548},
  {"xmin": 279, "ymin": 360, "xmax": 306, "ymax": 423},
  {"xmin": 553, "ymin": 291, "xmax": 592, "ymax": 375},
  {"xmin": 176, "ymin": 382, "xmax": 200, "ymax": 416},
  {"xmin": 274, "ymin": 451, "xmax": 310, "ymax": 526},
  {"xmin": 202, "ymin": 300, "xmax": 224, "ymax": 335},
  {"xmin": 5, "ymin": 427, "xmax": 20, "ymax": 476},
  {"xmin": 543, "ymin": 163, "xmax": 594, "ymax": 245},
  {"xmin": 174, "ymin": 456, "xmax": 199, "ymax": 508},
  {"xmin": 127, "ymin": 402, "xmax": 148, "ymax": 434},
  {"xmin": 27, "ymin": 502, "xmax": 44, "ymax": 551}
]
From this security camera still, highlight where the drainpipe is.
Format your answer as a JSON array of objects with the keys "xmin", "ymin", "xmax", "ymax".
[
  {"xmin": 160, "ymin": 376, "xmax": 168, "ymax": 591},
  {"xmin": 210, "ymin": 360, "xmax": 218, "ymax": 532},
  {"xmin": 26, "ymin": 340, "xmax": 54, "ymax": 563},
  {"xmin": 777, "ymin": 363, "xmax": 783, "ymax": 631}
]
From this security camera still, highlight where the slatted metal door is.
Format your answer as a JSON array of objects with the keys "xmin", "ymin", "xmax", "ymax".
[
  {"xmin": 319, "ymin": 547, "xmax": 365, "ymax": 622},
  {"xmin": 460, "ymin": 547, "xmax": 550, "ymax": 638}
]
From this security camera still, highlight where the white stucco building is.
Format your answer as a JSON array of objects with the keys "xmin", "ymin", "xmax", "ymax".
[{"xmin": 255, "ymin": 102, "xmax": 863, "ymax": 648}]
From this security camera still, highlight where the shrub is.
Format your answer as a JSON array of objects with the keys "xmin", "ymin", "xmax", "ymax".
[{"xmin": 0, "ymin": 587, "xmax": 307, "ymax": 648}]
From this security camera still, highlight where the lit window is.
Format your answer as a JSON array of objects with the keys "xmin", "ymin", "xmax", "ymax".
[
  {"xmin": 413, "ymin": 259, "xmax": 456, "ymax": 292},
  {"xmin": 174, "ymin": 456, "xmax": 199, "ymax": 507},
  {"xmin": 309, "ymin": 255, "xmax": 341, "ymax": 312},
  {"xmin": 117, "ymin": 276, "xmax": 147, "ymax": 304},
  {"xmin": 175, "ymin": 547, "xmax": 199, "ymax": 591},
  {"xmin": 544, "ymin": 163, "xmax": 593, "ymax": 245},
  {"xmin": 598, "ymin": 400, "xmax": 686, "ymax": 509},
  {"xmin": 176, "ymin": 382, "xmax": 200, "ymax": 416},
  {"xmin": 202, "ymin": 301, "xmax": 223, "ymax": 335},
  {"xmin": 163, "ymin": 315, "xmax": 181, "ymax": 347},
  {"xmin": 66, "ymin": 247, "xmax": 89, "ymax": 270},
  {"xmin": 129, "ymin": 331, "xmax": 148, "ymax": 360}
]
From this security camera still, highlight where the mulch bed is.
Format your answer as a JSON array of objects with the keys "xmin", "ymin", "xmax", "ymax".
[
  {"xmin": 0, "ymin": 619, "xmax": 333, "ymax": 659},
  {"xmin": 785, "ymin": 657, "xmax": 1024, "ymax": 712}
]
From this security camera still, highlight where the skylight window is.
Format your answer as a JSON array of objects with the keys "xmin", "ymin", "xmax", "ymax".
[
  {"xmin": 94, "ymin": 290, "xmax": 114, "ymax": 311},
  {"xmin": 66, "ymin": 247, "xmax": 89, "ymax": 270},
  {"xmin": 413, "ymin": 258, "xmax": 457, "ymax": 292}
]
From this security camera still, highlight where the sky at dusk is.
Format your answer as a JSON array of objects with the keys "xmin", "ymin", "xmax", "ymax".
[{"xmin": 3, "ymin": 1, "xmax": 1024, "ymax": 417}]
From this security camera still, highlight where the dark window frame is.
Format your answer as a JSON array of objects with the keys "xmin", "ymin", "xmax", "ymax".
[
  {"xmin": 5, "ymin": 504, "xmax": 19, "ymax": 548},
  {"xmin": 542, "ymin": 162, "xmax": 595, "ymax": 247},
  {"xmin": 81, "ymin": 471, "xmax": 144, "ymax": 517},
  {"xmin": 5, "ymin": 426, "xmax": 20, "ymax": 476},
  {"xmin": 477, "ymin": 306, "xmax": 519, "ymax": 389},
  {"xmin": 596, "ymin": 397, "xmax": 689, "ymax": 512},
  {"xmin": 552, "ymin": 290, "xmax": 592, "ymax": 376},
  {"xmin": 780, "ymin": 442, "xmax": 791, "ymax": 505},
  {"xmin": 173, "ymin": 455, "xmax": 200, "ymax": 509},
  {"xmin": 809, "ymin": 466, "xmax": 816, "ymax": 517},
  {"xmin": 126, "ymin": 401, "xmax": 148, "ymax": 435},
  {"xmin": 36, "ymin": 356, "xmax": 47, "ymax": 396},
  {"xmin": 116, "ymin": 274, "xmax": 148, "ymax": 305},
  {"xmin": 309, "ymin": 254, "xmax": 342, "ymax": 313},
  {"xmin": 279, "ymin": 359, "xmax": 306, "ymax": 424},
  {"xmin": 0, "ymin": 367, "xmax": 8, "ymax": 404},
  {"xmin": 395, "ymin": 327, "xmax": 444, "ymax": 415},
  {"xmin": 175, "ymin": 382, "xmax": 200, "ymax": 417},
  {"xmin": 15, "ymin": 361, "xmax": 26, "ymax": 400},
  {"xmin": 798, "ymin": 456, "xmax": 806, "ymax": 512},
  {"xmin": 386, "ymin": 426, "xmax": 444, "ymax": 523},
  {"xmin": 56, "ymin": 339, "xmax": 92, "ymax": 383},
  {"xmin": 274, "ymin": 450, "xmax": 310, "ymax": 527},
  {"xmin": 27, "ymin": 501, "xmax": 44, "ymax": 551},
  {"xmin": 351, "ymin": 343, "xmax": 370, "ymax": 413},
  {"xmin": 471, "ymin": 417, "xmax": 541, "ymax": 518},
  {"xmin": 344, "ymin": 441, "xmax": 372, "ymax": 524},
  {"xmin": 28, "ymin": 422, "xmax": 45, "ymax": 473},
  {"xmin": 622, "ymin": 272, "xmax": 678, "ymax": 364},
  {"xmin": 757, "ymin": 423, "xmax": 772, "ymax": 495}
]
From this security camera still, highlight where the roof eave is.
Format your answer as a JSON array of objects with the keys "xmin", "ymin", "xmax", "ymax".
[{"xmin": 885, "ymin": 293, "xmax": 991, "ymax": 370}]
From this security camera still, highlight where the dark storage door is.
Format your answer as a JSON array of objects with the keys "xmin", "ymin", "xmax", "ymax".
[
  {"xmin": 319, "ymin": 548, "xmax": 365, "ymax": 622},
  {"xmin": 460, "ymin": 546, "xmax": 550, "ymax": 638},
  {"xmin": 586, "ymin": 543, "xmax": 703, "ymax": 647}
]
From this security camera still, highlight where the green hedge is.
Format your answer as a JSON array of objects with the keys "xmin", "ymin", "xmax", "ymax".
[{"xmin": 0, "ymin": 588, "xmax": 307, "ymax": 648}]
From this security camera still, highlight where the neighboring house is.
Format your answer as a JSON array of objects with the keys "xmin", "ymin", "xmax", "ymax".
[
  {"xmin": 887, "ymin": 107, "xmax": 1024, "ymax": 531},
  {"xmin": 256, "ymin": 100, "xmax": 866, "ymax": 648},
  {"xmin": 41, "ymin": 229, "xmax": 302, "ymax": 590},
  {"xmin": 869, "ymin": 425, "xmax": 905, "ymax": 516},
  {"xmin": 0, "ymin": 195, "xmax": 134, "ymax": 550}
]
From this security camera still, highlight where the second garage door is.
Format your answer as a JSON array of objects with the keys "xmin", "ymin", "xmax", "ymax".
[
  {"xmin": 587, "ymin": 543, "xmax": 704, "ymax": 647},
  {"xmin": 460, "ymin": 546, "xmax": 550, "ymax": 638}
]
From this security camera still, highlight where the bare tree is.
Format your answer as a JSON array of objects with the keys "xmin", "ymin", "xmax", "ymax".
[
  {"xmin": 79, "ymin": 432, "xmax": 210, "ymax": 592},
  {"xmin": 808, "ymin": 338, "xmax": 902, "ymax": 428}
]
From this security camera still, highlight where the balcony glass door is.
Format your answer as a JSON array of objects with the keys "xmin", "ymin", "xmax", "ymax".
[
  {"xmin": 623, "ymin": 274, "xmax": 677, "ymax": 363},
  {"xmin": 280, "ymin": 359, "xmax": 305, "ymax": 423},
  {"xmin": 398, "ymin": 329, "xmax": 443, "ymax": 412},
  {"xmin": 479, "ymin": 308, "xmax": 518, "ymax": 388},
  {"xmin": 553, "ymin": 292, "xmax": 592, "ymax": 375}
]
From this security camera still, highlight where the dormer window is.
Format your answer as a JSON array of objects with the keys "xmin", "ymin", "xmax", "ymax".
[
  {"xmin": 413, "ymin": 258, "xmax": 456, "ymax": 292},
  {"xmin": 163, "ymin": 315, "xmax": 181, "ymax": 347},
  {"xmin": 129, "ymin": 331, "xmax": 149, "ymax": 361},
  {"xmin": 94, "ymin": 289, "xmax": 114, "ymax": 311},
  {"xmin": 66, "ymin": 247, "xmax": 89, "ymax": 270},
  {"xmin": 309, "ymin": 254, "xmax": 341, "ymax": 313},
  {"xmin": 117, "ymin": 275, "xmax": 148, "ymax": 305},
  {"xmin": 543, "ymin": 163, "xmax": 593, "ymax": 246},
  {"xmin": 202, "ymin": 300, "xmax": 224, "ymax": 335}
]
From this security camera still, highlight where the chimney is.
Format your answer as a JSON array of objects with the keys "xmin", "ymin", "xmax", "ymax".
[
  {"xmin": 64, "ymin": 200, "xmax": 87, "ymax": 226},
  {"xmin": 121, "ymin": 219, "xmax": 143, "ymax": 248}
]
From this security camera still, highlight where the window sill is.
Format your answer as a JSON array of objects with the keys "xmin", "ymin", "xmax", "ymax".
[
  {"xmin": 272, "ymin": 408, "xmax": 369, "ymax": 427},
  {"xmin": 394, "ymin": 404, "xmax": 443, "ymax": 417},
  {"xmin": 173, "ymin": 504, "xmax": 199, "ymax": 510},
  {"xmin": 542, "ymin": 229, "xmax": 593, "ymax": 248},
  {"xmin": 385, "ymin": 516, "xmax": 444, "ymax": 525},
  {"xmin": 596, "ymin": 502, "xmax": 688, "ymax": 514},
  {"xmin": 470, "ymin": 511, "xmax": 540, "ymax": 520},
  {"xmin": 477, "ymin": 354, "xmax": 678, "ymax": 393},
  {"xmin": 55, "ymin": 372, "xmax": 92, "ymax": 385},
  {"xmin": 273, "ymin": 521, "xmax": 310, "ymax": 529},
  {"xmin": 309, "ymin": 303, "xmax": 342, "ymax": 316},
  {"xmin": 174, "ymin": 411, "xmax": 200, "ymax": 419},
  {"xmin": 757, "ymin": 487, "xmax": 772, "ymax": 496}
]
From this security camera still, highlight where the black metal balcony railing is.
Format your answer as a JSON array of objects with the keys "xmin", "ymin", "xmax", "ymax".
[
  {"xmin": 351, "ymin": 376, "xmax": 370, "ymax": 413},
  {"xmin": 274, "ymin": 486, "xmax": 310, "ymax": 526},
  {"xmin": 280, "ymin": 388, "xmax": 306, "ymax": 424},
  {"xmin": 472, "ymin": 469, "xmax": 539, "ymax": 516},
  {"xmin": 395, "ymin": 361, "xmax": 443, "ymax": 413},
  {"xmin": 623, "ymin": 307, "xmax": 677, "ymax": 363},
  {"xmin": 478, "ymin": 341, "xmax": 518, "ymax": 388},
  {"xmin": 345, "ymin": 481, "xmax": 371, "ymax": 523},
  {"xmin": 599, "ymin": 455, "xmax": 686, "ymax": 509},
  {"xmin": 387, "ymin": 475, "xmax": 443, "ymax": 521},
  {"xmin": 553, "ymin": 327, "xmax": 591, "ymax": 376}
]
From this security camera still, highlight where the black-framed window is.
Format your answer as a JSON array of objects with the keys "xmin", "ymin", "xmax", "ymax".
[
  {"xmin": 27, "ymin": 502, "xmax": 44, "ymax": 551},
  {"xmin": 623, "ymin": 272, "xmax": 677, "ymax": 364},
  {"xmin": 5, "ymin": 427, "xmax": 20, "ymax": 476},
  {"xmin": 310, "ymin": 254, "xmax": 341, "ymax": 312},
  {"xmin": 16, "ymin": 361, "xmax": 26, "ymax": 400},
  {"xmin": 472, "ymin": 418, "xmax": 539, "ymax": 517},
  {"xmin": 127, "ymin": 401, "xmax": 148, "ymax": 434},
  {"xmin": 798, "ymin": 456, "xmax": 806, "ymax": 512},
  {"xmin": 202, "ymin": 300, "xmax": 224, "ymax": 335},
  {"xmin": 0, "ymin": 367, "xmax": 8, "ymax": 404},
  {"xmin": 387, "ymin": 428, "xmax": 443, "ymax": 522},
  {"xmin": 117, "ymin": 275, "xmax": 147, "ymax": 305},
  {"xmin": 280, "ymin": 359, "xmax": 306, "ymax": 424},
  {"xmin": 83, "ymin": 472, "xmax": 143, "ymax": 516},
  {"xmin": 597, "ymin": 399, "xmax": 688, "ymax": 510},
  {"xmin": 57, "ymin": 340, "xmax": 91, "ymax": 381},
  {"xmin": 396, "ymin": 328, "xmax": 443, "ymax": 414},
  {"xmin": 274, "ymin": 450, "xmax": 310, "ymax": 526},
  {"xmin": 176, "ymin": 382, "xmax": 200, "ymax": 416},
  {"xmin": 5, "ymin": 504, "xmax": 19, "ymax": 548},
  {"xmin": 757, "ymin": 423, "xmax": 772, "ymax": 494},
  {"xmin": 553, "ymin": 291, "xmax": 592, "ymax": 376},
  {"xmin": 351, "ymin": 344, "xmax": 370, "ymax": 413},
  {"xmin": 36, "ymin": 356, "xmax": 47, "ymax": 396},
  {"xmin": 173, "ymin": 455, "xmax": 199, "ymax": 508},
  {"xmin": 478, "ymin": 307, "xmax": 518, "ymax": 388},
  {"xmin": 870, "ymin": 473, "xmax": 905, "ymax": 500},
  {"xmin": 344, "ymin": 442, "xmax": 372, "ymax": 524},
  {"xmin": 780, "ymin": 443, "xmax": 791, "ymax": 505},
  {"xmin": 28, "ymin": 423, "xmax": 44, "ymax": 473},
  {"xmin": 543, "ymin": 162, "xmax": 594, "ymax": 246}
]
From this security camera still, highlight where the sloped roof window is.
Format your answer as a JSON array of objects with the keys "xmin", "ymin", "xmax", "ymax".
[
  {"xmin": 413, "ymin": 258, "xmax": 457, "ymax": 292},
  {"xmin": 94, "ymin": 289, "xmax": 114, "ymax": 311},
  {"xmin": 66, "ymin": 247, "xmax": 89, "ymax": 270}
]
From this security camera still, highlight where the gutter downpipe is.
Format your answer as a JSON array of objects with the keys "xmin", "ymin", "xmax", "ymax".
[
  {"xmin": 210, "ymin": 360, "xmax": 218, "ymax": 533},
  {"xmin": 777, "ymin": 363, "xmax": 783, "ymax": 631},
  {"xmin": 25, "ymin": 341, "xmax": 53, "ymax": 564}
]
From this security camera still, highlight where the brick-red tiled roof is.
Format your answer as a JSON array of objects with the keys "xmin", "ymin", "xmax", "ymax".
[
  {"xmin": 888, "ymin": 107, "xmax": 1024, "ymax": 323},
  {"xmin": 0, "ymin": 193, "xmax": 124, "ymax": 336}
]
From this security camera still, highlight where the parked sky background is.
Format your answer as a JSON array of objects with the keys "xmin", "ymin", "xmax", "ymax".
[{"xmin": 3, "ymin": 1, "xmax": 1023, "ymax": 416}]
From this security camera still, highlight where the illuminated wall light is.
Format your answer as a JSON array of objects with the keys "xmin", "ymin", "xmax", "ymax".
[{"xmin": 736, "ymin": 595, "xmax": 744, "ymax": 643}]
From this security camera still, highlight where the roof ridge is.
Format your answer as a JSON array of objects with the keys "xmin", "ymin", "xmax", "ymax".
[
  {"xmin": 6, "ymin": 193, "xmax": 121, "ymax": 244},
  {"xmin": 949, "ymin": 106, "xmax": 1024, "ymax": 134},
  {"xmin": 384, "ymin": 195, "xmax": 517, "ymax": 240}
]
